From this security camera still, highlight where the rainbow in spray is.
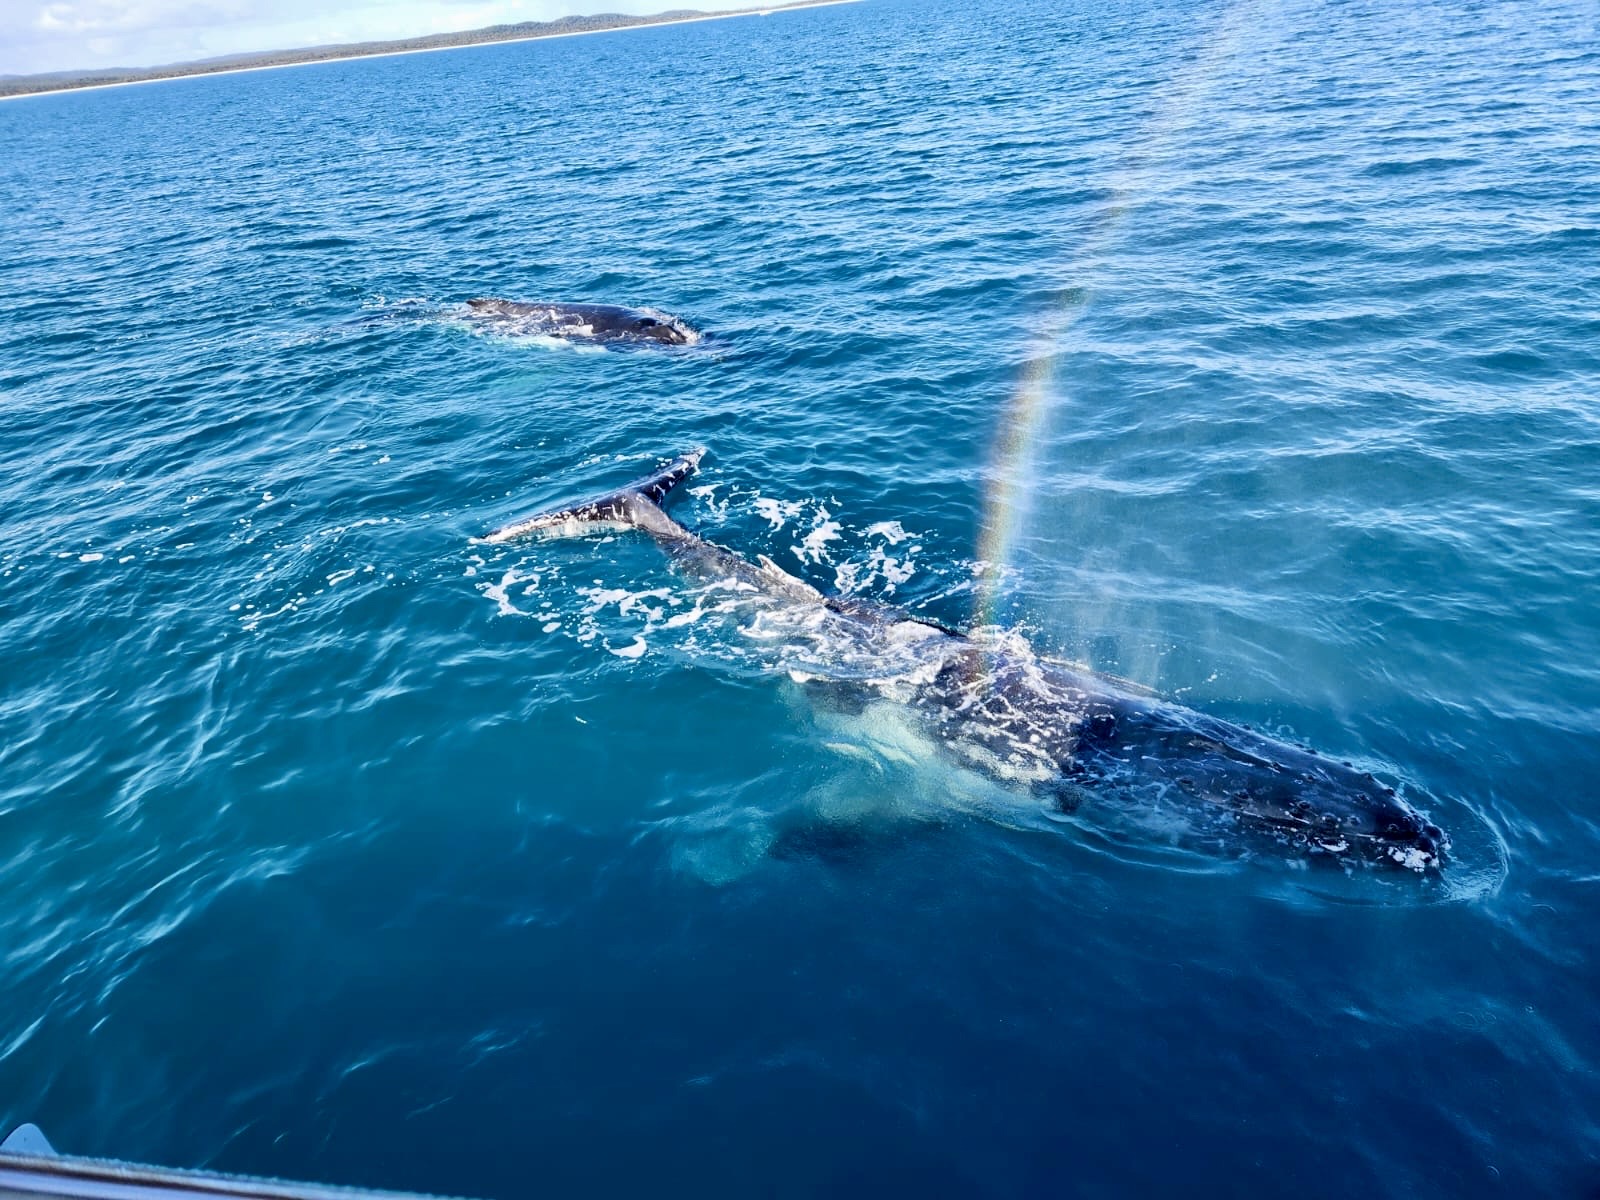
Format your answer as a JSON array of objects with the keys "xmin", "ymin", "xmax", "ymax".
[{"xmin": 974, "ymin": 0, "xmax": 1261, "ymax": 628}]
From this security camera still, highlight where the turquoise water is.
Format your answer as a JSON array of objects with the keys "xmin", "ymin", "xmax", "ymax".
[{"xmin": 3, "ymin": 0, "xmax": 1599, "ymax": 1194}]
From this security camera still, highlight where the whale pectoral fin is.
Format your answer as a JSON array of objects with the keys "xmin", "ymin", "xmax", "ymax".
[
  {"xmin": 756, "ymin": 554, "xmax": 825, "ymax": 601},
  {"xmin": 796, "ymin": 676, "xmax": 872, "ymax": 716},
  {"xmin": 483, "ymin": 449, "xmax": 705, "ymax": 543}
]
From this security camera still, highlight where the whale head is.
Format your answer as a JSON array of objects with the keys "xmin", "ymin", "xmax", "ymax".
[
  {"xmin": 1190, "ymin": 740, "xmax": 1447, "ymax": 870},
  {"xmin": 1072, "ymin": 699, "xmax": 1447, "ymax": 871},
  {"xmin": 623, "ymin": 312, "xmax": 693, "ymax": 344}
]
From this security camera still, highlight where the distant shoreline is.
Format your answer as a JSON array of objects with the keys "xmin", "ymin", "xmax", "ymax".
[{"xmin": 0, "ymin": 0, "xmax": 857, "ymax": 101}]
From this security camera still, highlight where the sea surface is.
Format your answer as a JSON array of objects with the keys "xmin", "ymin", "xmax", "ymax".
[{"xmin": 3, "ymin": 0, "xmax": 1599, "ymax": 1195}]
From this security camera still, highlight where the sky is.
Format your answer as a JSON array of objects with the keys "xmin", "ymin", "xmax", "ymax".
[{"xmin": 0, "ymin": 0, "xmax": 742, "ymax": 76}]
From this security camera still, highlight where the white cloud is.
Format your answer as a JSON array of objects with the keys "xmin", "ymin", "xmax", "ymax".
[
  {"xmin": 31, "ymin": 0, "xmax": 248, "ymax": 36},
  {"xmin": 33, "ymin": 3, "xmax": 130, "ymax": 35}
]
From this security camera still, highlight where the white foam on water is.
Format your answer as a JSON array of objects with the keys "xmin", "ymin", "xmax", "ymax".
[
  {"xmin": 864, "ymin": 520, "xmax": 912, "ymax": 545},
  {"xmin": 563, "ymin": 584, "xmax": 683, "ymax": 649},
  {"xmin": 314, "ymin": 517, "xmax": 392, "ymax": 536},
  {"xmin": 687, "ymin": 484, "xmax": 729, "ymax": 521},
  {"xmin": 795, "ymin": 509, "xmax": 842, "ymax": 565},
  {"xmin": 833, "ymin": 545, "xmax": 917, "ymax": 596},
  {"xmin": 238, "ymin": 597, "xmax": 303, "ymax": 632},
  {"xmin": 482, "ymin": 567, "xmax": 540, "ymax": 617},
  {"xmin": 576, "ymin": 585, "xmax": 673, "ymax": 619},
  {"xmin": 754, "ymin": 496, "xmax": 803, "ymax": 531},
  {"xmin": 609, "ymin": 636, "xmax": 648, "ymax": 659}
]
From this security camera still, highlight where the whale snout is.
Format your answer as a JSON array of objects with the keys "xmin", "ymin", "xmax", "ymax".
[
  {"xmin": 1370, "ymin": 813, "xmax": 1447, "ymax": 871},
  {"xmin": 631, "ymin": 316, "xmax": 692, "ymax": 344},
  {"xmin": 1290, "ymin": 770, "xmax": 1445, "ymax": 871}
]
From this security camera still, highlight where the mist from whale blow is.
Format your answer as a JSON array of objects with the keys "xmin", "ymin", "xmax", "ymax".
[{"xmin": 485, "ymin": 450, "xmax": 1446, "ymax": 873}]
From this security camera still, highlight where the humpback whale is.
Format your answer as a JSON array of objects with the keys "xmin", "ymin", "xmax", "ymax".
[
  {"xmin": 463, "ymin": 299, "xmax": 699, "ymax": 346},
  {"xmin": 485, "ymin": 450, "xmax": 1446, "ymax": 871}
]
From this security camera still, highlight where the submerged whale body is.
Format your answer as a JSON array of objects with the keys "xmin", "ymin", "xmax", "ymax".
[
  {"xmin": 485, "ymin": 450, "xmax": 1446, "ymax": 872},
  {"xmin": 463, "ymin": 298, "xmax": 698, "ymax": 345}
]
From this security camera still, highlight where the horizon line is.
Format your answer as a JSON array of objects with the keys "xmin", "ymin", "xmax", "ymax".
[{"xmin": 0, "ymin": 0, "xmax": 860, "ymax": 103}]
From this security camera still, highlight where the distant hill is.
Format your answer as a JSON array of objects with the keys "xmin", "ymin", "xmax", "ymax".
[{"xmin": 0, "ymin": 2, "xmax": 840, "ymax": 99}]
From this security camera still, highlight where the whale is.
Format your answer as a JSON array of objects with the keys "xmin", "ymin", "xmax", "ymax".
[
  {"xmin": 462, "ymin": 298, "xmax": 699, "ymax": 346},
  {"xmin": 485, "ymin": 449, "xmax": 1447, "ymax": 872}
]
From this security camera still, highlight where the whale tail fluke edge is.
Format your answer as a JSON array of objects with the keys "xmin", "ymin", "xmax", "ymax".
[{"xmin": 482, "ymin": 448, "xmax": 706, "ymax": 544}]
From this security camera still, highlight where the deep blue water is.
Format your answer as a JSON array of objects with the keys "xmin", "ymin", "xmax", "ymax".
[{"xmin": 3, "ymin": 0, "xmax": 1600, "ymax": 1194}]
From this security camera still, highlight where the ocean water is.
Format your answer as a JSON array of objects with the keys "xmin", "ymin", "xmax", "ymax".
[{"xmin": 2, "ymin": 0, "xmax": 1599, "ymax": 1194}]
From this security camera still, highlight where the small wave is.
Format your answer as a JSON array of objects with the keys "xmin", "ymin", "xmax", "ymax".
[{"xmin": 1359, "ymin": 155, "xmax": 1483, "ymax": 177}]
